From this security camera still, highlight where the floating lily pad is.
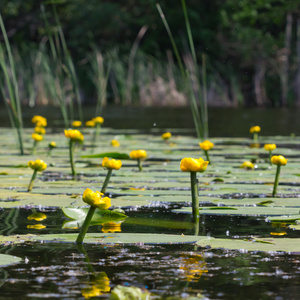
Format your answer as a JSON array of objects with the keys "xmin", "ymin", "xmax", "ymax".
[{"xmin": 0, "ymin": 254, "xmax": 22, "ymax": 267}]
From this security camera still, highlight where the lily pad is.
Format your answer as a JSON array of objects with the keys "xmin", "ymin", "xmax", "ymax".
[
  {"xmin": 81, "ymin": 152, "xmax": 130, "ymax": 159},
  {"xmin": 0, "ymin": 253, "xmax": 22, "ymax": 267}
]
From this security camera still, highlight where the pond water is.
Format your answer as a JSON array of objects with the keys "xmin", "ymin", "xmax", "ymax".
[{"xmin": 0, "ymin": 107, "xmax": 300, "ymax": 299}]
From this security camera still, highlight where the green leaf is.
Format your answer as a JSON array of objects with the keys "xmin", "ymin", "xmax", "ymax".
[
  {"xmin": 0, "ymin": 253, "xmax": 21, "ymax": 266},
  {"xmin": 62, "ymin": 207, "xmax": 127, "ymax": 223},
  {"xmin": 81, "ymin": 152, "xmax": 130, "ymax": 159}
]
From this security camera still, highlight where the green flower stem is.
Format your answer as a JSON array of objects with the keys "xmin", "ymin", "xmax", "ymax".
[
  {"xmin": 27, "ymin": 169, "xmax": 38, "ymax": 192},
  {"xmin": 47, "ymin": 148, "xmax": 52, "ymax": 157},
  {"xmin": 91, "ymin": 124, "xmax": 101, "ymax": 153},
  {"xmin": 137, "ymin": 158, "xmax": 143, "ymax": 171},
  {"xmin": 272, "ymin": 165, "xmax": 281, "ymax": 197},
  {"xmin": 253, "ymin": 132, "xmax": 258, "ymax": 142},
  {"xmin": 190, "ymin": 171, "xmax": 199, "ymax": 223},
  {"xmin": 76, "ymin": 206, "xmax": 96, "ymax": 244},
  {"xmin": 76, "ymin": 169, "xmax": 113, "ymax": 244},
  {"xmin": 101, "ymin": 169, "xmax": 113, "ymax": 193},
  {"xmin": 69, "ymin": 139, "xmax": 76, "ymax": 176},
  {"xmin": 204, "ymin": 150, "xmax": 211, "ymax": 164},
  {"xmin": 269, "ymin": 151, "xmax": 272, "ymax": 166},
  {"xmin": 31, "ymin": 141, "xmax": 37, "ymax": 155}
]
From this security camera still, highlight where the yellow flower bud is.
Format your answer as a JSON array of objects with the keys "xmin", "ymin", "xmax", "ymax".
[
  {"xmin": 129, "ymin": 150, "xmax": 147, "ymax": 159},
  {"xmin": 111, "ymin": 139, "xmax": 120, "ymax": 147},
  {"xmin": 34, "ymin": 127, "xmax": 46, "ymax": 135},
  {"xmin": 85, "ymin": 120, "xmax": 96, "ymax": 127},
  {"xmin": 264, "ymin": 144, "xmax": 276, "ymax": 151},
  {"xmin": 64, "ymin": 129, "xmax": 84, "ymax": 142},
  {"xmin": 271, "ymin": 155, "xmax": 288, "ymax": 166},
  {"xmin": 161, "ymin": 132, "xmax": 172, "ymax": 140},
  {"xmin": 180, "ymin": 157, "xmax": 209, "ymax": 172},
  {"xmin": 92, "ymin": 116, "xmax": 104, "ymax": 124},
  {"xmin": 102, "ymin": 157, "xmax": 122, "ymax": 170},
  {"xmin": 240, "ymin": 161, "xmax": 254, "ymax": 169},
  {"xmin": 199, "ymin": 140, "xmax": 214, "ymax": 151},
  {"xmin": 32, "ymin": 115, "xmax": 47, "ymax": 127},
  {"xmin": 72, "ymin": 120, "xmax": 82, "ymax": 128},
  {"xmin": 49, "ymin": 141, "xmax": 57, "ymax": 148},
  {"xmin": 28, "ymin": 159, "xmax": 47, "ymax": 171},
  {"xmin": 32, "ymin": 133, "xmax": 43, "ymax": 142},
  {"xmin": 250, "ymin": 126, "xmax": 261, "ymax": 133},
  {"xmin": 82, "ymin": 188, "xmax": 111, "ymax": 209}
]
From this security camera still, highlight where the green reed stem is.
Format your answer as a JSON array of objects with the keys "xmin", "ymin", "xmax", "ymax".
[
  {"xmin": 190, "ymin": 172, "xmax": 199, "ymax": 222},
  {"xmin": 31, "ymin": 141, "xmax": 38, "ymax": 155},
  {"xmin": 253, "ymin": 132, "xmax": 258, "ymax": 142},
  {"xmin": 27, "ymin": 170, "xmax": 38, "ymax": 192},
  {"xmin": 76, "ymin": 169, "xmax": 113, "ymax": 244},
  {"xmin": 272, "ymin": 165, "xmax": 281, "ymax": 197},
  {"xmin": 269, "ymin": 151, "xmax": 272, "ymax": 166},
  {"xmin": 69, "ymin": 140, "xmax": 76, "ymax": 176}
]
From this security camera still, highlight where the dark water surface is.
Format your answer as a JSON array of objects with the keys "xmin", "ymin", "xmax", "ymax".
[{"xmin": 1, "ymin": 105, "xmax": 299, "ymax": 137}]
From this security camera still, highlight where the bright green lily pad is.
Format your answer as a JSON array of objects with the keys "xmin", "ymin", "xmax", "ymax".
[{"xmin": 0, "ymin": 253, "xmax": 22, "ymax": 266}]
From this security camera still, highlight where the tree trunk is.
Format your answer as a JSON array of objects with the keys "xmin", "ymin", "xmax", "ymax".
[
  {"xmin": 254, "ymin": 57, "xmax": 267, "ymax": 107},
  {"xmin": 295, "ymin": 18, "xmax": 300, "ymax": 106}
]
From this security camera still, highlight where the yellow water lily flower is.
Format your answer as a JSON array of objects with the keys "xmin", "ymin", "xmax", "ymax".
[
  {"xmin": 49, "ymin": 141, "xmax": 57, "ymax": 148},
  {"xmin": 111, "ymin": 139, "xmax": 120, "ymax": 147},
  {"xmin": 28, "ymin": 159, "xmax": 47, "ymax": 171},
  {"xmin": 34, "ymin": 127, "xmax": 46, "ymax": 135},
  {"xmin": 102, "ymin": 157, "xmax": 122, "ymax": 170},
  {"xmin": 162, "ymin": 132, "xmax": 172, "ymax": 140},
  {"xmin": 82, "ymin": 188, "xmax": 111, "ymax": 209},
  {"xmin": 64, "ymin": 129, "xmax": 84, "ymax": 142},
  {"xmin": 249, "ymin": 126, "xmax": 261, "ymax": 133},
  {"xmin": 72, "ymin": 120, "xmax": 82, "ymax": 128},
  {"xmin": 31, "ymin": 133, "xmax": 43, "ymax": 142},
  {"xmin": 32, "ymin": 115, "xmax": 47, "ymax": 127},
  {"xmin": 92, "ymin": 116, "xmax": 104, "ymax": 124},
  {"xmin": 129, "ymin": 150, "xmax": 147, "ymax": 159},
  {"xmin": 271, "ymin": 155, "xmax": 288, "ymax": 166},
  {"xmin": 199, "ymin": 140, "xmax": 214, "ymax": 151},
  {"xmin": 180, "ymin": 157, "xmax": 209, "ymax": 173},
  {"xmin": 264, "ymin": 144, "xmax": 276, "ymax": 151},
  {"xmin": 27, "ymin": 212, "xmax": 47, "ymax": 221},
  {"xmin": 85, "ymin": 120, "xmax": 96, "ymax": 127},
  {"xmin": 240, "ymin": 161, "xmax": 254, "ymax": 169}
]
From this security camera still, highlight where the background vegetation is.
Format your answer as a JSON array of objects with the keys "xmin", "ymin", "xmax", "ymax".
[{"xmin": 0, "ymin": 0, "xmax": 300, "ymax": 108}]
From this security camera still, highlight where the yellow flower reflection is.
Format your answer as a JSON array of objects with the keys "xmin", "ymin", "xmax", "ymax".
[
  {"xmin": 81, "ymin": 272, "xmax": 110, "ymax": 299},
  {"xmin": 27, "ymin": 212, "xmax": 47, "ymax": 221},
  {"xmin": 101, "ymin": 222, "xmax": 122, "ymax": 233},
  {"xmin": 27, "ymin": 224, "xmax": 46, "ymax": 230},
  {"xmin": 179, "ymin": 254, "xmax": 208, "ymax": 282}
]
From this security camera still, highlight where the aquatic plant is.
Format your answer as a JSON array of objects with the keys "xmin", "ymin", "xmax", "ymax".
[
  {"xmin": 64, "ymin": 129, "xmax": 84, "ymax": 176},
  {"xmin": 162, "ymin": 132, "xmax": 172, "ymax": 142},
  {"xmin": 31, "ymin": 133, "xmax": 43, "ymax": 154},
  {"xmin": 180, "ymin": 157, "xmax": 209, "ymax": 222},
  {"xmin": 130, "ymin": 150, "xmax": 147, "ymax": 171},
  {"xmin": 240, "ymin": 161, "xmax": 254, "ymax": 169},
  {"xmin": 250, "ymin": 125, "xmax": 261, "ymax": 142},
  {"xmin": 76, "ymin": 157, "xmax": 122, "ymax": 243},
  {"xmin": 111, "ymin": 139, "xmax": 120, "ymax": 147},
  {"xmin": 85, "ymin": 120, "xmax": 96, "ymax": 128},
  {"xmin": 27, "ymin": 159, "xmax": 47, "ymax": 192},
  {"xmin": 199, "ymin": 140, "xmax": 214, "ymax": 164},
  {"xmin": 72, "ymin": 120, "xmax": 82, "ymax": 128},
  {"xmin": 47, "ymin": 141, "xmax": 57, "ymax": 156},
  {"xmin": 32, "ymin": 115, "xmax": 47, "ymax": 128},
  {"xmin": 271, "ymin": 155, "xmax": 288, "ymax": 197},
  {"xmin": 81, "ymin": 272, "xmax": 110, "ymax": 299},
  {"xmin": 91, "ymin": 116, "xmax": 104, "ymax": 153},
  {"xmin": 264, "ymin": 143, "xmax": 276, "ymax": 166}
]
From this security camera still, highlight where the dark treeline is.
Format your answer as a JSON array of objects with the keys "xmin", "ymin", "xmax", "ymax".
[{"xmin": 1, "ymin": 0, "xmax": 300, "ymax": 107}]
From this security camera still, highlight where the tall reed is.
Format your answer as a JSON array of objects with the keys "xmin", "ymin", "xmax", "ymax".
[
  {"xmin": 0, "ymin": 13, "xmax": 24, "ymax": 155},
  {"xmin": 156, "ymin": 1, "xmax": 209, "ymax": 140}
]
